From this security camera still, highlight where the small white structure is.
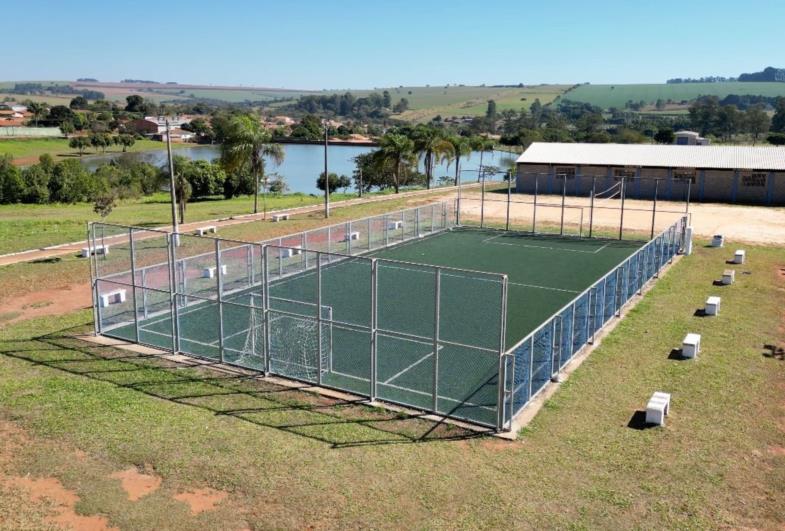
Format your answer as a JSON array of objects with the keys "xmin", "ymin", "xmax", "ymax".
[
  {"xmin": 202, "ymin": 264, "xmax": 228, "ymax": 279},
  {"xmin": 388, "ymin": 220, "xmax": 404, "ymax": 230},
  {"xmin": 100, "ymin": 288, "xmax": 126, "ymax": 308},
  {"xmin": 685, "ymin": 226, "xmax": 694, "ymax": 255},
  {"xmin": 343, "ymin": 231, "xmax": 360, "ymax": 242},
  {"xmin": 272, "ymin": 213, "xmax": 290, "ymax": 222},
  {"xmin": 682, "ymin": 333, "xmax": 701, "ymax": 359},
  {"xmin": 82, "ymin": 244, "xmax": 109, "ymax": 257},
  {"xmin": 646, "ymin": 391, "xmax": 671, "ymax": 426},
  {"xmin": 711, "ymin": 235, "xmax": 724, "ymax": 248},
  {"xmin": 722, "ymin": 269, "xmax": 735, "ymax": 285},
  {"xmin": 705, "ymin": 296, "xmax": 721, "ymax": 316},
  {"xmin": 195, "ymin": 225, "xmax": 217, "ymax": 236},
  {"xmin": 674, "ymin": 130, "xmax": 709, "ymax": 146},
  {"xmin": 733, "ymin": 249, "xmax": 746, "ymax": 264},
  {"xmin": 281, "ymin": 246, "xmax": 303, "ymax": 258}
]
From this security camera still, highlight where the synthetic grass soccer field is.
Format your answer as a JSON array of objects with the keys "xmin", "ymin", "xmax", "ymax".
[{"xmin": 105, "ymin": 228, "xmax": 640, "ymax": 425}]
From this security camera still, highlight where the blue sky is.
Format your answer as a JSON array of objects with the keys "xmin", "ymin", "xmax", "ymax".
[{"xmin": 6, "ymin": 0, "xmax": 784, "ymax": 89}]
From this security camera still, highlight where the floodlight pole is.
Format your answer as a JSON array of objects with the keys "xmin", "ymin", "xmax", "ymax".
[
  {"xmin": 480, "ymin": 167, "xmax": 486, "ymax": 228},
  {"xmin": 358, "ymin": 167, "xmax": 363, "ymax": 198},
  {"xmin": 166, "ymin": 119, "xmax": 179, "ymax": 234},
  {"xmin": 559, "ymin": 174, "xmax": 567, "ymax": 236},
  {"xmin": 323, "ymin": 120, "xmax": 330, "ymax": 218},
  {"xmin": 589, "ymin": 176, "xmax": 596, "ymax": 238}
]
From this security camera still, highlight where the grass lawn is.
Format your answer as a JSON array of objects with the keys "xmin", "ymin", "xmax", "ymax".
[
  {"xmin": 0, "ymin": 137, "xmax": 187, "ymax": 164},
  {"xmin": 0, "ymin": 192, "xmax": 380, "ymax": 255},
  {"xmin": 0, "ymin": 242, "xmax": 783, "ymax": 528}
]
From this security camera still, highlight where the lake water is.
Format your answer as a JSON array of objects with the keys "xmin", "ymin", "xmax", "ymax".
[{"xmin": 81, "ymin": 143, "xmax": 517, "ymax": 194}]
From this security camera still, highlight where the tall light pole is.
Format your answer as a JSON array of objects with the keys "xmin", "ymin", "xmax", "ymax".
[
  {"xmin": 323, "ymin": 119, "xmax": 329, "ymax": 218},
  {"xmin": 166, "ymin": 119, "xmax": 179, "ymax": 235}
]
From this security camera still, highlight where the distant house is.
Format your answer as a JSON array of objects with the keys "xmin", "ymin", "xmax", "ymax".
[
  {"xmin": 126, "ymin": 115, "xmax": 192, "ymax": 136},
  {"xmin": 0, "ymin": 103, "xmax": 28, "ymax": 114},
  {"xmin": 151, "ymin": 128, "xmax": 195, "ymax": 143},
  {"xmin": 516, "ymin": 142, "xmax": 785, "ymax": 205},
  {"xmin": 674, "ymin": 130, "xmax": 709, "ymax": 146}
]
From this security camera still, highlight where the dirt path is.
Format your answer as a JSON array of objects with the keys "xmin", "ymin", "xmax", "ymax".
[{"xmin": 0, "ymin": 283, "xmax": 92, "ymax": 327}]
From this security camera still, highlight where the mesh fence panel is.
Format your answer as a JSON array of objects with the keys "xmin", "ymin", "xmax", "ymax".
[
  {"xmin": 219, "ymin": 241, "xmax": 256, "ymax": 296},
  {"xmin": 174, "ymin": 294, "xmax": 220, "ymax": 360},
  {"xmin": 175, "ymin": 234, "xmax": 219, "ymax": 300},
  {"xmin": 221, "ymin": 301, "xmax": 264, "ymax": 371},
  {"xmin": 93, "ymin": 224, "xmax": 133, "ymax": 280},
  {"xmin": 135, "ymin": 287, "xmax": 172, "ymax": 349},
  {"xmin": 96, "ymin": 279, "xmax": 135, "ymax": 337}
]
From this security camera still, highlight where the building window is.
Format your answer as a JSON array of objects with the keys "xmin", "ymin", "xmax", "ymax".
[
  {"xmin": 673, "ymin": 169, "xmax": 696, "ymax": 184},
  {"xmin": 741, "ymin": 172, "xmax": 767, "ymax": 187},
  {"xmin": 613, "ymin": 168, "xmax": 637, "ymax": 181},
  {"xmin": 554, "ymin": 166, "xmax": 576, "ymax": 180}
]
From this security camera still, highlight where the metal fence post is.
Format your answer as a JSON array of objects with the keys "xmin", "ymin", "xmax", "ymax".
[
  {"xmin": 88, "ymin": 224, "xmax": 99, "ymax": 336},
  {"xmin": 506, "ymin": 170, "xmax": 512, "ymax": 231},
  {"xmin": 589, "ymin": 176, "xmax": 596, "ymax": 239},
  {"xmin": 650, "ymin": 179, "xmax": 659, "ymax": 240},
  {"xmin": 370, "ymin": 258, "xmax": 378, "ymax": 401},
  {"xmin": 215, "ymin": 239, "xmax": 225, "ymax": 364},
  {"xmin": 432, "ymin": 268, "xmax": 441, "ymax": 413},
  {"xmin": 618, "ymin": 177, "xmax": 626, "ymax": 240},
  {"xmin": 559, "ymin": 175, "xmax": 566, "ymax": 236},
  {"xmin": 480, "ymin": 172, "xmax": 486, "ymax": 228},
  {"xmin": 263, "ymin": 245, "xmax": 271, "ymax": 375},
  {"xmin": 528, "ymin": 335, "xmax": 534, "ymax": 401},
  {"xmin": 532, "ymin": 175, "xmax": 538, "ymax": 233},
  {"xmin": 316, "ymin": 252, "xmax": 323, "ymax": 386},
  {"xmin": 168, "ymin": 233, "xmax": 181, "ymax": 352},
  {"xmin": 496, "ymin": 276, "xmax": 509, "ymax": 430},
  {"xmin": 128, "ymin": 228, "xmax": 140, "ymax": 343}
]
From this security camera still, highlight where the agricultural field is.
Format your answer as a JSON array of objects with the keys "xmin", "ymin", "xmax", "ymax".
[
  {"xmin": 390, "ymin": 84, "xmax": 569, "ymax": 122},
  {"xmin": 564, "ymin": 82, "xmax": 785, "ymax": 109}
]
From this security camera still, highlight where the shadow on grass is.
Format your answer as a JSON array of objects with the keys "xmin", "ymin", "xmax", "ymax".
[
  {"xmin": 668, "ymin": 348, "xmax": 687, "ymax": 360},
  {"xmin": 626, "ymin": 410, "xmax": 658, "ymax": 430},
  {"xmin": 0, "ymin": 327, "xmax": 493, "ymax": 449},
  {"xmin": 693, "ymin": 308, "xmax": 708, "ymax": 317},
  {"xmin": 762, "ymin": 344, "xmax": 784, "ymax": 361}
]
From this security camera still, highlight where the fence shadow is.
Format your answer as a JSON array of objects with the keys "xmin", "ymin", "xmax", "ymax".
[{"xmin": 1, "ymin": 326, "xmax": 493, "ymax": 449}]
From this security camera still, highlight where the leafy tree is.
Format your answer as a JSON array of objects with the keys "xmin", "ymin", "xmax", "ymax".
[
  {"xmin": 48, "ymin": 159, "xmax": 101, "ymax": 203},
  {"xmin": 69, "ymin": 96, "xmax": 88, "ymax": 109},
  {"xmin": 89, "ymin": 132, "xmax": 112, "ymax": 153},
  {"xmin": 470, "ymin": 136, "xmax": 495, "ymax": 182},
  {"xmin": 771, "ymin": 97, "xmax": 785, "ymax": 133},
  {"xmin": 20, "ymin": 165, "xmax": 50, "ymax": 204},
  {"xmin": 382, "ymin": 90, "xmax": 392, "ymax": 108},
  {"xmin": 0, "ymin": 155, "xmax": 24, "ymax": 204},
  {"xmin": 125, "ymin": 95, "xmax": 145, "ymax": 113},
  {"xmin": 392, "ymin": 98, "xmax": 409, "ymax": 113},
  {"xmin": 27, "ymin": 102, "xmax": 48, "ymax": 127},
  {"xmin": 446, "ymin": 135, "xmax": 471, "ymax": 185},
  {"xmin": 715, "ymin": 105, "xmax": 742, "ymax": 141},
  {"xmin": 689, "ymin": 96, "xmax": 721, "ymax": 136},
  {"xmin": 486, "ymin": 100, "xmax": 497, "ymax": 120},
  {"xmin": 289, "ymin": 114, "xmax": 324, "ymax": 141},
  {"xmin": 654, "ymin": 128, "xmax": 675, "ymax": 144},
  {"xmin": 46, "ymin": 105, "xmax": 75, "ymax": 126},
  {"xmin": 268, "ymin": 175, "xmax": 288, "ymax": 194},
  {"xmin": 376, "ymin": 133, "xmax": 416, "ymax": 193},
  {"xmin": 220, "ymin": 114, "xmax": 285, "ymax": 214},
  {"xmin": 177, "ymin": 158, "xmax": 226, "ymax": 198},
  {"xmin": 118, "ymin": 134, "xmax": 136, "ymax": 152},
  {"xmin": 317, "ymin": 172, "xmax": 351, "ymax": 194},
  {"xmin": 69, "ymin": 136, "xmax": 89, "ymax": 156},
  {"xmin": 745, "ymin": 104, "xmax": 770, "ymax": 143},
  {"xmin": 93, "ymin": 191, "xmax": 117, "ymax": 218},
  {"xmin": 767, "ymin": 133, "xmax": 785, "ymax": 146},
  {"xmin": 60, "ymin": 121, "xmax": 75, "ymax": 138},
  {"xmin": 412, "ymin": 126, "xmax": 454, "ymax": 189}
]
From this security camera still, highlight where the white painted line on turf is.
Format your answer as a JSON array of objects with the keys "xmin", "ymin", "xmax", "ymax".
[{"xmin": 383, "ymin": 347, "xmax": 441, "ymax": 385}]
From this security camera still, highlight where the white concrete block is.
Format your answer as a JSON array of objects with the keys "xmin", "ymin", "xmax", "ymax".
[
  {"xmin": 721, "ymin": 269, "xmax": 735, "ymax": 285},
  {"xmin": 81, "ymin": 244, "xmax": 109, "ymax": 257},
  {"xmin": 682, "ymin": 333, "xmax": 701, "ymax": 358},
  {"xmin": 343, "ymin": 231, "xmax": 360, "ymax": 242},
  {"xmin": 201, "ymin": 264, "xmax": 227, "ymax": 278},
  {"xmin": 281, "ymin": 246, "xmax": 303, "ymax": 258},
  {"xmin": 646, "ymin": 391, "xmax": 671, "ymax": 426},
  {"xmin": 733, "ymin": 249, "xmax": 745, "ymax": 264},
  {"xmin": 99, "ymin": 289, "xmax": 126, "ymax": 308},
  {"xmin": 195, "ymin": 225, "xmax": 217, "ymax": 236},
  {"xmin": 272, "ymin": 213, "xmax": 289, "ymax": 222},
  {"xmin": 388, "ymin": 220, "xmax": 403, "ymax": 230},
  {"xmin": 711, "ymin": 234, "xmax": 724, "ymax": 247},
  {"xmin": 705, "ymin": 296, "xmax": 721, "ymax": 316}
]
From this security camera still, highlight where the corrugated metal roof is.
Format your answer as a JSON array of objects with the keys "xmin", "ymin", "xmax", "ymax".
[{"xmin": 516, "ymin": 142, "xmax": 785, "ymax": 171}]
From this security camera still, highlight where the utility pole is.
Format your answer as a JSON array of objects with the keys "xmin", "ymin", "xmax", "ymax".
[
  {"xmin": 166, "ymin": 119, "xmax": 179, "ymax": 234},
  {"xmin": 358, "ymin": 167, "xmax": 363, "ymax": 198},
  {"xmin": 324, "ymin": 120, "xmax": 329, "ymax": 218}
]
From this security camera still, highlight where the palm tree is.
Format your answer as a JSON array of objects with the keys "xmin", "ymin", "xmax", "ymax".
[
  {"xmin": 412, "ymin": 126, "xmax": 455, "ymax": 189},
  {"xmin": 377, "ymin": 133, "xmax": 415, "ymax": 194},
  {"xmin": 220, "ymin": 114, "xmax": 285, "ymax": 215},
  {"xmin": 470, "ymin": 136, "xmax": 495, "ymax": 182},
  {"xmin": 446, "ymin": 135, "xmax": 471, "ymax": 186}
]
